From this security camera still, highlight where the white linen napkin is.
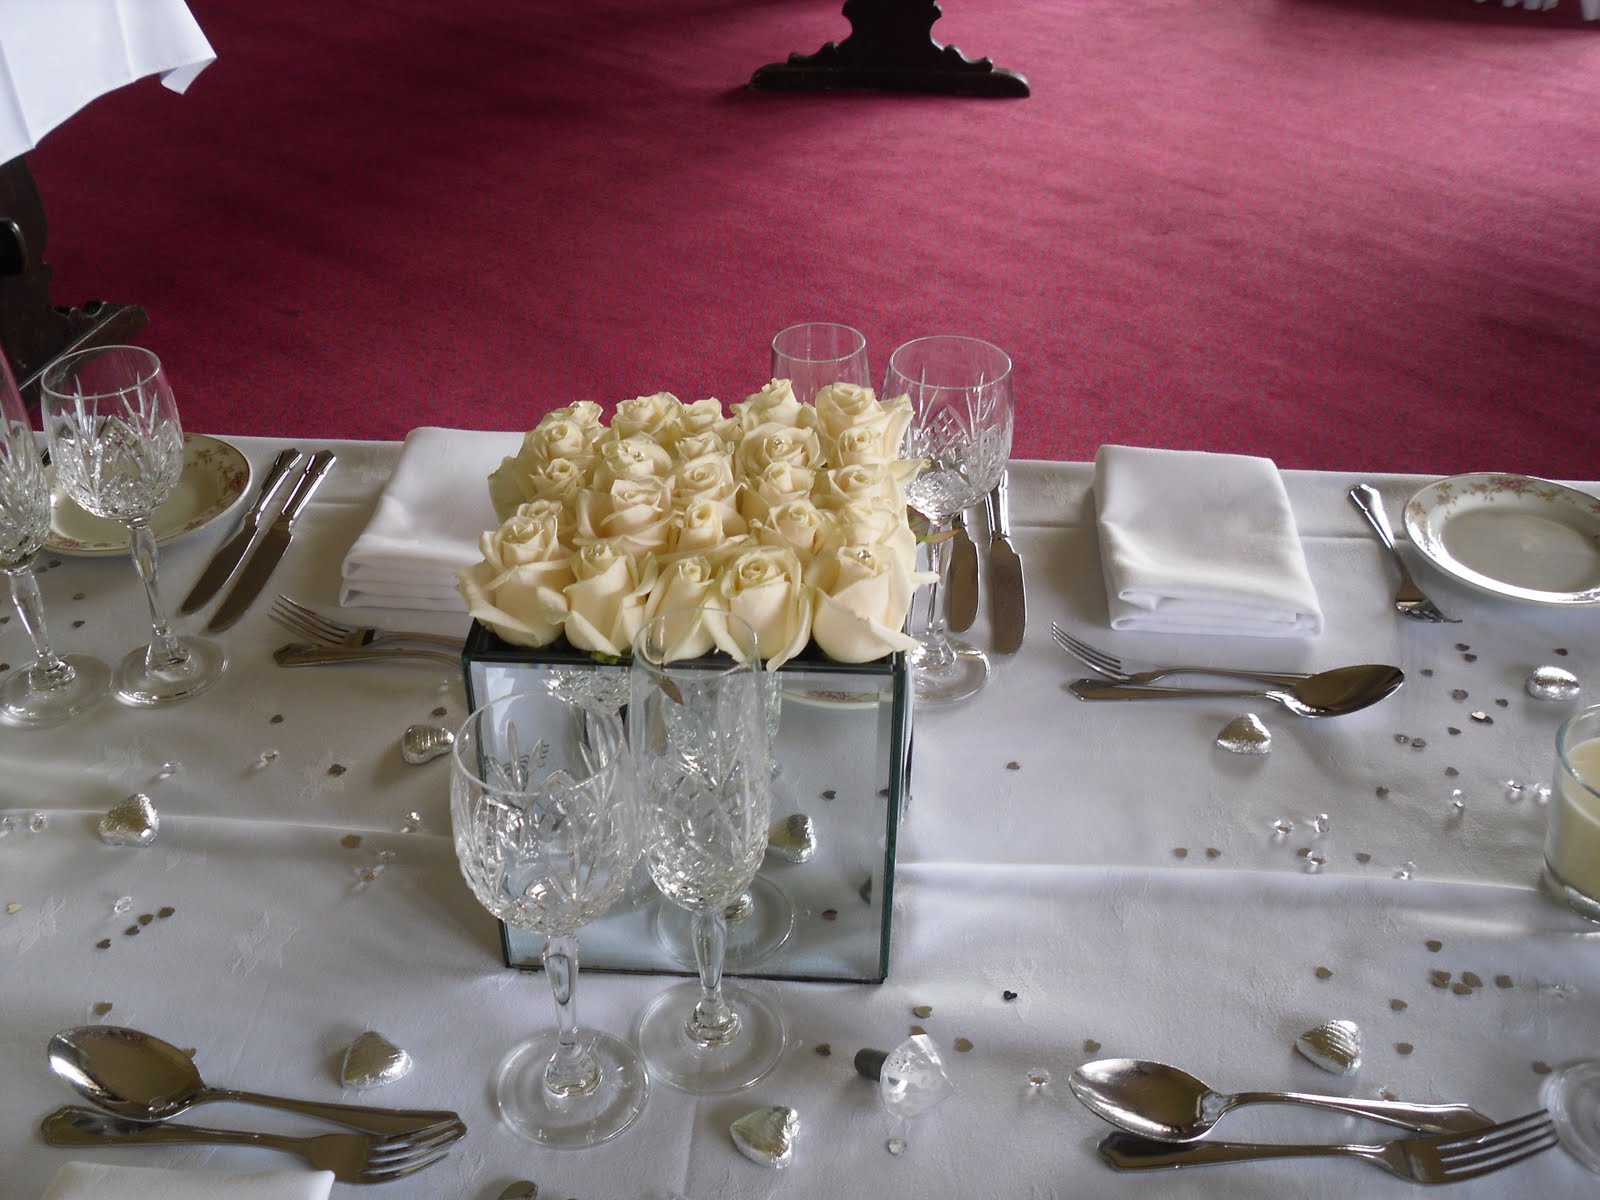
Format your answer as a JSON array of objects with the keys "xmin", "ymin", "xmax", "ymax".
[
  {"xmin": 1092, "ymin": 444, "xmax": 1324, "ymax": 636},
  {"xmin": 41, "ymin": 1162, "xmax": 333, "ymax": 1200},
  {"xmin": 339, "ymin": 427, "xmax": 516, "ymax": 611}
]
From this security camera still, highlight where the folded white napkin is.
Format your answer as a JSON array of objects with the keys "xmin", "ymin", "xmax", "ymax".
[
  {"xmin": 1092, "ymin": 444, "xmax": 1324, "ymax": 637},
  {"xmin": 41, "ymin": 1162, "xmax": 333, "ymax": 1200},
  {"xmin": 339, "ymin": 427, "xmax": 516, "ymax": 611}
]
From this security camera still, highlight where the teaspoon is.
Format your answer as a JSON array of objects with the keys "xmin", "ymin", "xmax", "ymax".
[
  {"xmin": 1069, "ymin": 663, "xmax": 1404, "ymax": 718},
  {"xmin": 48, "ymin": 1025, "xmax": 462, "ymax": 1137},
  {"xmin": 1068, "ymin": 1058, "xmax": 1494, "ymax": 1141}
]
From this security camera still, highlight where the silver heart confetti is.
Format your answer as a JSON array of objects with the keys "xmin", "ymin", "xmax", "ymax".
[
  {"xmin": 400, "ymin": 724, "xmax": 454, "ymax": 765},
  {"xmin": 1295, "ymin": 1019, "xmax": 1362, "ymax": 1074},
  {"xmin": 1527, "ymin": 666, "xmax": 1581, "ymax": 702},
  {"xmin": 1216, "ymin": 713, "xmax": 1272, "ymax": 756},
  {"xmin": 730, "ymin": 1105, "xmax": 799, "ymax": 1169},
  {"xmin": 339, "ymin": 1030, "xmax": 412, "ymax": 1089},
  {"xmin": 98, "ymin": 794, "xmax": 159, "ymax": 847},
  {"xmin": 766, "ymin": 813, "xmax": 816, "ymax": 863}
]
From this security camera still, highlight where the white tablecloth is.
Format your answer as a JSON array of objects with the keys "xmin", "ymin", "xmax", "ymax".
[
  {"xmin": 4, "ymin": 437, "xmax": 1599, "ymax": 1198},
  {"xmin": 0, "ymin": 0, "xmax": 214, "ymax": 165}
]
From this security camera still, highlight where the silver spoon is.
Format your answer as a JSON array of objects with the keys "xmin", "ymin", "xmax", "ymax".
[
  {"xmin": 48, "ymin": 1025, "xmax": 462, "ymax": 1137},
  {"xmin": 1068, "ymin": 1058, "xmax": 1495, "ymax": 1141},
  {"xmin": 1069, "ymin": 663, "xmax": 1404, "ymax": 718}
]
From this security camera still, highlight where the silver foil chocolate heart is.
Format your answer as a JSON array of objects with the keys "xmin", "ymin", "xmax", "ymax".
[
  {"xmin": 339, "ymin": 1030, "xmax": 412, "ymax": 1089},
  {"xmin": 730, "ymin": 1105, "xmax": 799, "ymax": 1169},
  {"xmin": 1527, "ymin": 666, "xmax": 1581, "ymax": 702},
  {"xmin": 766, "ymin": 813, "xmax": 816, "ymax": 863},
  {"xmin": 1295, "ymin": 1019, "xmax": 1362, "ymax": 1074},
  {"xmin": 400, "ymin": 724, "xmax": 454, "ymax": 765},
  {"xmin": 98, "ymin": 794, "xmax": 159, "ymax": 847},
  {"xmin": 1216, "ymin": 713, "xmax": 1272, "ymax": 756}
]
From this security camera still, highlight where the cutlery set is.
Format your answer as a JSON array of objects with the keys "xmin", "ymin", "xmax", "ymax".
[
  {"xmin": 181, "ymin": 449, "xmax": 338, "ymax": 631},
  {"xmin": 1070, "ymin": 1057, "xmax": 1558, "ymax": 1183},
  {"xmin": 946, "ymin": 474, "xmax": 1027, "ymax": 652},
  {"xmin": 269, "ymin": 594, "xmax": 464, "ymax": 668},
  {"xmin": 40, "ymin": 1025, "xmax": 464, "ymax": 1184}
]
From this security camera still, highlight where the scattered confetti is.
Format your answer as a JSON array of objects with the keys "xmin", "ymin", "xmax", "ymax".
[
  {"xmin": 1396, "ymin": 1042, "xmax": 1414, "ymax": 1055},
  {"xmin": 137, "ymin": 913, "xmax": 153, "ymax": 926},
  {"xmin": 1447, "ymin": 727, "xmax": 1461, "ymax": 736},
  {"xmin": 1205, "ymin": 847, "xmax": 1221, "ymax": 859},
  {"xmin": 1002, "ymin": 990, "xmax": 1018, "ymax": 1002},
  {"xmin": 1172, "ymin": 847, "xmax": 1188, "ymax": 859},
  {"xmin": 1455, "ymin": 643, "xmax": 1470, "ymax": 652},
  {"xmin": 908, "ymin": 1024, "xmax": 926, "ymax": 1036},
  {"xmin": 815, "ymin": 1043, "xmax": 831, "ymax": 1057},
  {"xmin": 1495, "ymin": 975, "xmax": 1514, "ymax": 989},
  {"xmin": 6, "ymin": 902, "xmax": 21, "ymax": 915},
  {"xmin": 430, "ymin": 705, "xmax": 448, "ymax": 718},
  {"xmin": 1463, "ymin": 653, "xmax": 1478, "ymax": 663},
  {"xmin": 1451, "ymin": 689, "xmax": 1469, "ymax": 702},
  {"xmin": 1556, "ymin": 648, "xmax": 1569, "ymax": 656},
  {"xmin": 1444, "ymin": 766, "xmax": 1459, "ymax": 777},
  {"xmin": 1429, "ymin": 970, "xmax": 1452, "ymax": 988},
  {"xmin": 1314, "ymin": 966, "xmax": 1333, "ymax": 980},
  {"xmin": 158, "ymin": 906, "xmax": 175, "ymax": 919},
  {"xmin": 1426, "ymin": 940, "xmax": 1443, "ymax": 952},
  {"xmin": 1390, "ymin": 998, "xmax": 1407, "ymax": 1011},
  {"xmin": 1083, "ymin": 1039, "xmax": 1102, "ymax": 1054},
  {"xmin": 820, "ymin": 789, "xmax": 837, "ymax": 800},
  {"xmin": 1395, "ymin": 734, "xmax": 1411, "ymax": 745},
  {"xmin": 1469, "ymin": 711, "xmax": 1493, "ymax": 725},
  {"xmin": 123, "ymin": 925, "xmax": 139, "ymax": 937},
  {"xmin": 953, "ymin": 1038, "xmax": 973, "ymax": 1053},
  {"xmin": 92, "ymin": 1002, "xmax": 112, "ymax": 1016},
  {"xmin": 269, "ymin": 713, "xmax": 284, "ymax": 724},
  {"xmin": 912, "ymin": 1005, "xmax": 933, "ymax": 1019},
  {"xmin": 1411, "ymin": 738, "xmax": 1427, "ymax": 750},
  {"xmin": 1461, "ymin": 971, "xmax": 1483, "ymax": 989},
  {"xmin": 327, "ymin": 763, "xmax": 348, "ymax": 777},
  {"xmin": 1534, "ymin": 1061, "xmax": 1552, "ymax": 1075},
  {"xmin": 1420, "ymin": 668, "xmax": 1434, "ymax": 677},
  {"xmin": 1375, "ymin": 786, "xmax": 1390, "ymax": 799},
  {"xmin": 886, "ymin": 1137, "xmax": 905, "ymax": 1156},
  {"xmin": 94, "ymin": 939, "xmax": 111, "ymax": 950},
  {"xmin": 1027, "ymin": 1070, "xmax": 1051, "ymax": 1090},
  {"xmin": 1450, "ymin": 982, "xmax": 1472, "ymax": 996},
  {"xmin": 820, "ymin": 908, "xmax": 838, "ymax": 922},
  {"xmin": 341, "ymin": 834, "xmax": 362, "ymax": 849},
  {"xmin": 1004, "ymin": 761, "xmax": 1020, "ymax": 771}
]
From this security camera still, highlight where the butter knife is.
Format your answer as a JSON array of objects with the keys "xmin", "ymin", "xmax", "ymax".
[
  {"xmin": 179, "ymin": 448, "xmax": 303, "ymax": 614},
  {"xmin": 207, "ymin": 451, "xmax": 336, "ymax": 632},
  {"xmin": 984, "ymin": 472, "xmax": 1026, "ymax": 654},
  {"xmin": 946, "ymin": 509, "xmax": 980, "ymax": 633}
]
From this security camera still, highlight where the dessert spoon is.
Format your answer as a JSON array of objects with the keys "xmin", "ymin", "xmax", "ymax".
[
  {"xmin": 48, "ymin": 1026, "xmax": 462, "ymax": 1136},
  {"xmin": 1069, "ymin": 663, "xmax": 1403, "ymax": 718},
  {"xmin": 1069, "ymin": 1058, "xmax": 1494, "ymax": 1141}
]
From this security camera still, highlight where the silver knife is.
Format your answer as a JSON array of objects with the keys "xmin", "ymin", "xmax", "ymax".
[
  {"xmin": 207, "ymin": 451, "xmax": 336, "ymax": 632},
  {"xmin": 946, "ymin": 508, "xmax": 980, "ymax": 633},
  {"xmin": 984, "ymin": 472, "xmax": 1026, "ymax": 654},
  {"xmin": 179, "ymin": 448, "xmax": 303, "ymax": 614}
]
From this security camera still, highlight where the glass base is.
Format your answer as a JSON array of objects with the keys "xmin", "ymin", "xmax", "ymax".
[
  {"xmin": 912, "ymin": 639, "xmax": 990, "ymax": 705},
  {"xmin": 494, "ymin": 1029, "xmax": 649, "ymax": 1148},
  {"xmin": 1543, "ymin": 863, "xmax": 1600, "ymax": 923},
  {"xmin": 115, "ymin": 637, "xmax": 225, "ymax": 707},
  {"xmin": 652, "ymin": 876, "xmax": 796, "ymax": 972},
  {"xmin": 635, "ymin": 981, "xmax": 785, "ymax": 1094},
  {"xmin": 1543, "ymin": 1059, "xmax": 1600, "ymax": 1174},
  {"xmin": 0, "ymin": 654, "xmax": 110, "ymax": 728}
]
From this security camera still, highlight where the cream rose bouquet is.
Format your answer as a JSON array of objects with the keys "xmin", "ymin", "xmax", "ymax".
[{"xmin": 457, "ymin": 382, "xmax": 935, "ymax": 667}]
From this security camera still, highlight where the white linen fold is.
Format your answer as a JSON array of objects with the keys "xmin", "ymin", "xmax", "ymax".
[
  {"xmin": 338, "ymin": 427, "xmax": 514, "ymax": 611},
  {"xmin": 41, "ymin": 1161, "xmax": 333, "ymax": 1200},
  {"xmin": 1092, "ymin": 444, "xmax": 1324, "ymax": 636}
]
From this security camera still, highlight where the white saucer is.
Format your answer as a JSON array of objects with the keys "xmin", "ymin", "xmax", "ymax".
[
  {"xmin": 1403, "ymin": 473, "xmax": 1600, "ymax": 607},
  {"xmin": 46, "ymin": 434, "xmax": 252, "ymax": 556}
]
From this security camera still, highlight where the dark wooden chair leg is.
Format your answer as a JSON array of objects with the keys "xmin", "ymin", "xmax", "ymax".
[
  {"xmin": 750, "ymin": 0, "xmax": 1028, "ymax": 97},
  {"xmin": 0, "ymin": 156, "xmax": 147, "ymax": 407}
]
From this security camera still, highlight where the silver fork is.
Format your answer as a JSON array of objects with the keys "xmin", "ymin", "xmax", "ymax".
[
  {"xmin": 1347, "ymin": 484, "xmax": 1459, "ymax": 623},
  {"xmin": 41, "ymin": 1105, "xmax": 464, "ymax": 1184},
  {"xmin": 1099, "ymin": 1109, "xmax": 1558, "ymax": 1183},
  {"xmin": 271, "ymin": 595, "xmax": 465, "ymax": 650},
  {"xmin": 1049, "ymin": 623, "xmax": 1312, "ymax": 687}
]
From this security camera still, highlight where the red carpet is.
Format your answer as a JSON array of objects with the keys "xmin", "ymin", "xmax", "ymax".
[{"xmin": 24, "ymin": 0, "xmax": 1600, "ymax": 476}]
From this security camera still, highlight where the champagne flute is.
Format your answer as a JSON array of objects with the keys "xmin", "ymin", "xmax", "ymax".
[
  {"xmin": 40, "ymin": 346, "xmax": 224, "ymax": 707},
  {"xmin": 883, "ymin": 336, "xmax": 1014, "ymax": 704},
  {"xmin": 451, "ymin": 686, "xmax": 648, "ymax": 1146},
  {"xmin": 0, "ymin": 352, "xmax": 110, "ymax": 727},
  {"xmin": 770, "ymin": 322, "xmax": 870, "ymax": 403},
  {"xmin": 629, "ymin": 607, "xmax": 785, "ymax": 1092}
]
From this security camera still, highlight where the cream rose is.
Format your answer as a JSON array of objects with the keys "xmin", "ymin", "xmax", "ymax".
[
  {"xmin": 673, "ymin": 430, "xmax": 730, "ymax": 464},
  {"xmin": 812, "ymin": 462, "xmax": 915, "ymax": 510},
  {"xmin": 825, "ymin": 498, "xmax": 919, "ymax": 575},
  {"xmin": 489, "ymin": 455, "xmax": 589, "ymax": 521},
  {"xmin": 753, "ymin": 498, "xmax": 833, "ymax": 564},
  {"xmin": 590, "ymin": 433, "xmax": 673, "ymax": 490},
  {"xmin": 610, "ymin": 392, "xmax": 682, "ymax": 444},
  {"xmin": 815, "ymin": 384, "xmax": 912, "ymax": 450},
  {"xmin": 807, "ymin": 543, "xmax": 930, "ymax": 663},
  {"xmin": 666, "ymin": 498, "xmax": 749, "ymax": 563},
  {"xmin": 455, "ymin": 506, "xmax": 575, "ymax": 647},
  {"xmin": 738, "ymin": 460, "xmax": 816, "ymax": 524},
  {"xmin": 642, "ymin": 556, "xmax": 719, "ymax": 659},
  {"xmin": 542, "ymin": 400, "xmax": 606, "ymax": 435},
  {"xmin": 709, "ymin": 545, "xmax": 812, "ymax": 669},
  {"xmin": 564, "ymin": 540, "xmax": 658, "ymax": 657},
  {"xmin": 677, "ymin": 397, "xmax": 738, "ymax": 441},
  {"xmin": 573, "ymin": 476, "xmax": 674, "ymax": 556},
  {"xmin": 733, "ymin": 379, "xmax": 816, "ymax": 433},
  {"xmin": 673, "ymin": 452, "xmax": 741, "ymax": 518},
  {"xmin": 734, "ymin": 421, "xmax": 824, "ymax": 484}
]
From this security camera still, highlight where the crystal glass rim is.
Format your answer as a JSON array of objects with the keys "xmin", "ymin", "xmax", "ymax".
[
  {"xmin": 451, "ymin": 686, "xmax": 625, "ymax": 794},
  {"xmin": 40, "ymin": 345, "xmax": 164, "ymax": 400},
  {"xmin": 883, "ymin": 335, "xmax": 1013, "ymax": 391},
  {"xmin": 770, "ymin": 322, "xmax": 867, "ymax": 365},
  {"xmin": 1557, "ymin": 704, "xmax": 1600, "ymax": 801},
  {"xmin": 633, "ymin": 606, "xmax": 761, "ymax": 671}
]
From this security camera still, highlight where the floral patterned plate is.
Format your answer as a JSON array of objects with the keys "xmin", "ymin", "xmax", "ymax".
[
  {"xmin": 1403, "ymin": 473, "xmax": 1600, "ymax": 606},
  {"xmin": 46, "ymin": 434, "xmax": 252, "ymax": 556}
]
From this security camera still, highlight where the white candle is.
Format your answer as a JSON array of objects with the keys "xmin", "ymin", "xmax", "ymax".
[{"xmin": 1546, "ymin": 735, "xmax": 1600, "ymax": 912}]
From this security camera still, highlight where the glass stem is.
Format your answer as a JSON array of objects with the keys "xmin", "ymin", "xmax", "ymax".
[
  {"xmin": 541, "ymin": 933, "xmax": 599, "ymax": 1098},
  {"xmin": 910, "ymin": 515, "xmax": 956, "ymax": 672},
  {"xmin": 687, "ymin": 908, "xmax": 741, "ymax": 1048},
  {"xmin": 127, "ymin": 517, "xmax": 187, "ymax": 672},
  {"xmin": 5, "ymin": 561, "xmax": 75, "ymax": 688}
]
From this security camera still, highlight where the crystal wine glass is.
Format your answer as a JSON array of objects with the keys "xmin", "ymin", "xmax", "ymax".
[
  {"xmin": 450, "ymin": 686, "xmax": 648, "ymax": 1146},
  {"xmin": 883, "ymin": 336, "xmax": 1014, "ymax": 704},
  {"xmin": 40, "ymin": 346, "xmax": 225, "ymax": 707},
  {"xmin": 0, "ymin": 353, "xmax": 110, "ymax": 727},
  {"xmin": 770, "ymin": 322, "xmax": 870, "ymax": 404},
  {"xmin": 629, "ymin": 607, "xmax": 785, "ymax": 1092}
]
